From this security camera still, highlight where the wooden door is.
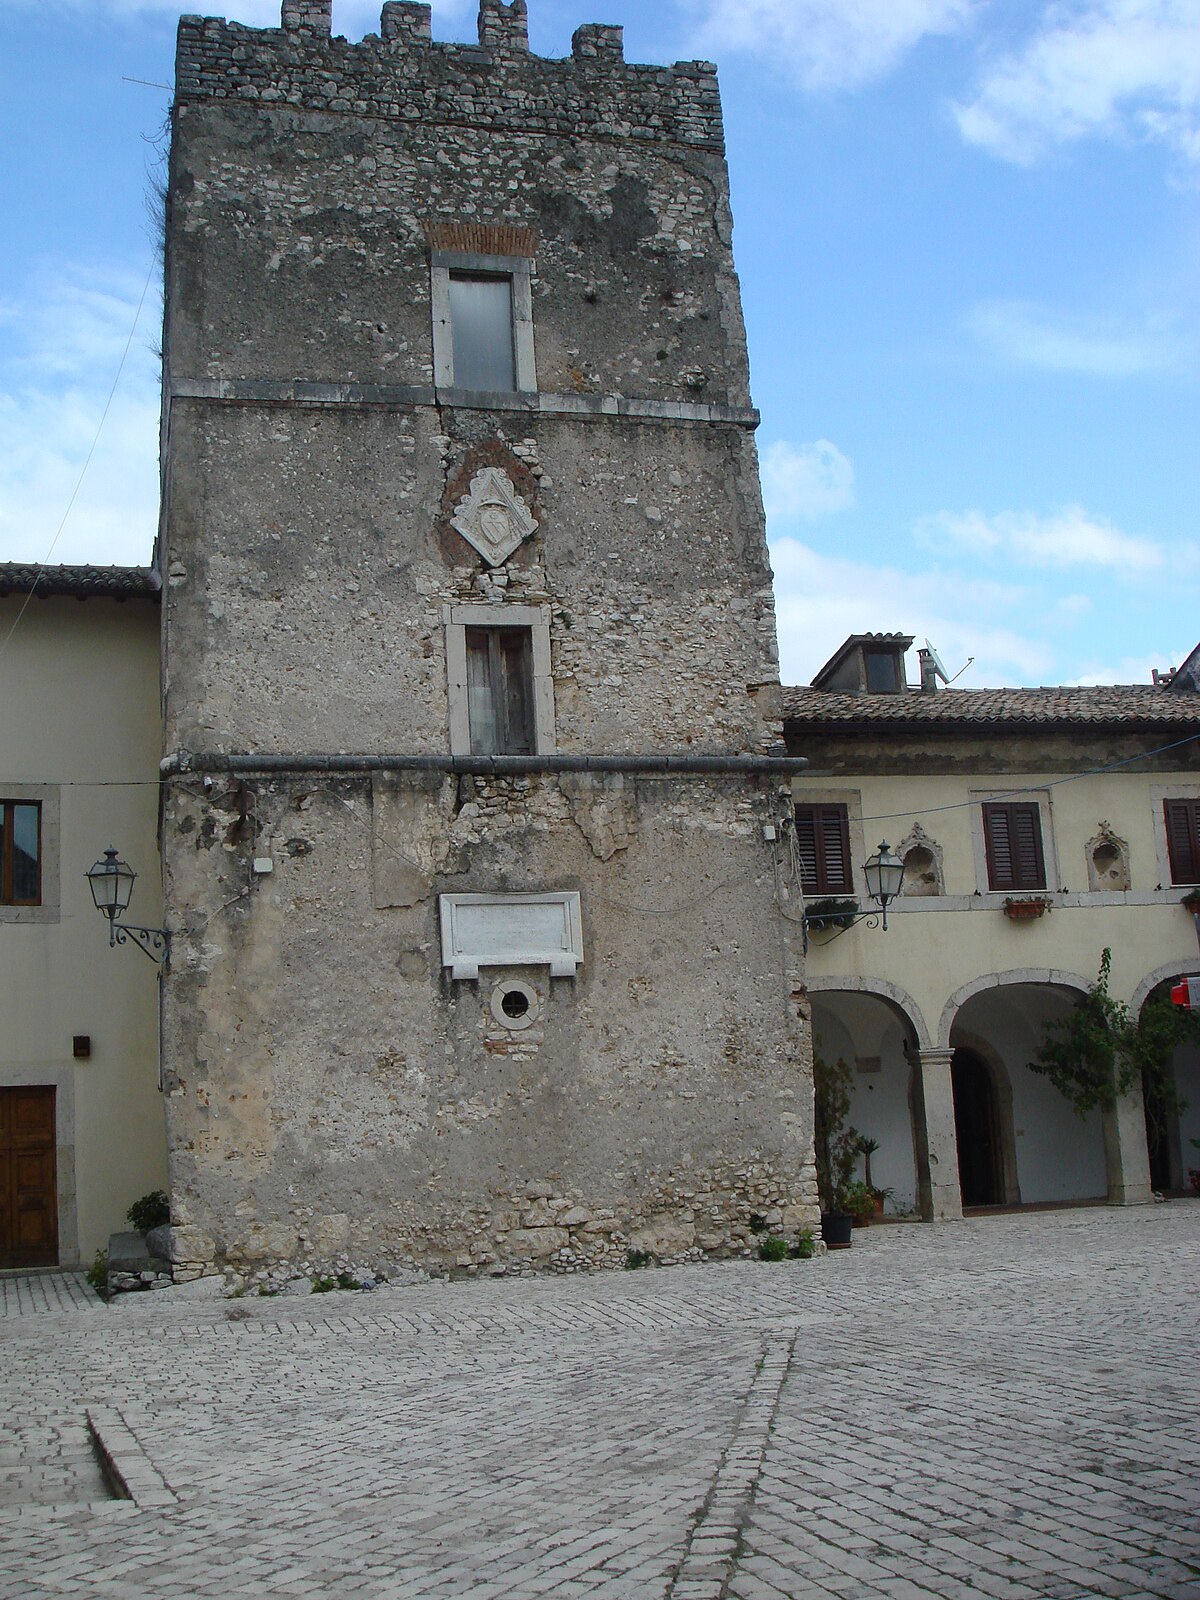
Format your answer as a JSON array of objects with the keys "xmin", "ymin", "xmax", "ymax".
[{"xmin": 0, "ymin": 1086, "xmax": 58, "ymax": 1268}]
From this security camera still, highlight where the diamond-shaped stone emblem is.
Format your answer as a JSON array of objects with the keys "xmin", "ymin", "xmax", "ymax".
[{"xmin": 450, "ymin": 467, "xmax": 539, "ymax": 567}]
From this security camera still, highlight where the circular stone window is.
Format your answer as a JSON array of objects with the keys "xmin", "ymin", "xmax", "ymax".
[{"xmin": 489, "ymin": 980, "xmax": 540, "ymax": 1032}]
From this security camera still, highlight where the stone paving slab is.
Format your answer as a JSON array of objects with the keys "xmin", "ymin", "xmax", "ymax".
[{"xmin": 1, "ymin": 1205, "xmax": 1197, "ymax": 1599}]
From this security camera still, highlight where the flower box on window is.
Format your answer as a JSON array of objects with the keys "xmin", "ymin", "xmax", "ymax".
[{"xmin": 1002, "ymin": 895, "xmax": 1052, "ymax": 921}]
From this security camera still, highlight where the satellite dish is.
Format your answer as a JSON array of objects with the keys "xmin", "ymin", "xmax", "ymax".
[{"xmin": 923, "ymin": 639, "xmax": 949, "ymax": 684}]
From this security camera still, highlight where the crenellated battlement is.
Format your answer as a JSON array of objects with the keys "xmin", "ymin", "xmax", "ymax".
[{"xmin": 175, "ymin": 1, "xmax": 723, "ymax": 150}]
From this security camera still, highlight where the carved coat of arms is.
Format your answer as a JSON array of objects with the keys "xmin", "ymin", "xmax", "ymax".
[{"xmin": 450, "ymin": 466, "xmax": 538, "ymax": 566}]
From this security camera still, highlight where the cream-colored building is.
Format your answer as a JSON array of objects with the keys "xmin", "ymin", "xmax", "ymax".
[
  {"xmin": 0, "ymin": 565, "xmax": 166, "ymax": 1266},
  {"xmin": 5, "ymin": 578, "xmax": 1198, "ymax": 1265},
  {"xmin": 786, "ymin": 633, "xmax": 1200, "ymax": 1221}
]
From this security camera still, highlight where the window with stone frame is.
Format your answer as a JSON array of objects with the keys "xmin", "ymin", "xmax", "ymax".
[
  {"xmin": 445, "ymin": 603, "xmax": 555, "ymax": 758},
  {"xmin": 793, "ymin": 804, "xmax": 853, "ymax": 895},
  {"xmin": 431, "ymin": 247, "xmax": 536, "ymax": 395},
  {"xmin": 1164, "ymin": 799, "xmax": 1200, "ymax": 885},
  {"xmin": 0, "ymin": 800, "xmax": 41, "ymax": 906},
  {"xmin": 982, "ymin": 801, "xmax": 1046, "ymax": 892}
]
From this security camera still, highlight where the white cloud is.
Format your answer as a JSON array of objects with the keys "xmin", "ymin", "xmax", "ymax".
[
  {"xmin": 1069, "ymin": 650, "xmax": 1188, "ymax": 684},
  {"xmin": 0, "ymin": 266, "xmax": 161, "ymax": 567},
  {"xmin": 684, "ymin": 0, "xmax": 979, "ymax": 92},
  {"xmin": 1052, "ymin": 592, "xmax": 1093, "ymax": 623},
  {"xmin": 967, "ymin": 298, "xmax": 1186, "ymax": 375},
  {"xmin": 917, "ymin": 505, "xmax": 1163, "ymax": 572},
  {"xmin": 761, "ymin": 439, "xmax": 855, "ymax": 522},
  {"xmin": 769, "ymin": 536, "xmax": 1054, "ymax": 687},
  {"xmin": 953, "ymin": 0, "xmax": 1200, "ymax": 166}
]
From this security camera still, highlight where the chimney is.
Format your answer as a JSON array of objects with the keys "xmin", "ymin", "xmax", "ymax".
[{"xmin": 918, "ymin": 647, "xmax": 939, "ymax": 694}]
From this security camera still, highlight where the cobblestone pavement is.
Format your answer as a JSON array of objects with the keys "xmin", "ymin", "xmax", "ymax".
[
  {"xmin": 0, "ymin": 1269, "xmax": 100, "ymax": 1318},
  {"xmin": 1, "ymin": 1206, "xmax": 1197, "ymax": 1599}
]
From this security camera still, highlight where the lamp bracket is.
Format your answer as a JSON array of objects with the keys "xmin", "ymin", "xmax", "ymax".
[
  {"xmin": 801, "ymin": 909, "xmax": 881, "ymax": 956},
  {"xmin": 110, "ymin": 921, "xmax": 171, "ymax": 968}
]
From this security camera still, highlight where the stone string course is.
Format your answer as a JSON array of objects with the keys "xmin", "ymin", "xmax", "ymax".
[{"xmin": 176, "ymin": 4, "xmax": 725, "ymax": 151}]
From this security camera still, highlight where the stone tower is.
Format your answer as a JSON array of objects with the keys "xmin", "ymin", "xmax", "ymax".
[{"xmin": 159, "ymin": 0, "xmax": 815, "ymax": 1281}]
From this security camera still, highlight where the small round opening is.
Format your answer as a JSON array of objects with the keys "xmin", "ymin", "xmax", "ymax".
[{"xmin": 489, "ymin": 979, "xmax": 539, "ymax": 1031}]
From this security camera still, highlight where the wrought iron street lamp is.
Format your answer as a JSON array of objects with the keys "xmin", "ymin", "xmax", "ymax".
[
  {"xmin": 85, "ymin": 847, "xmax": 170, "ymax": 966},
  {"xmin": 802, "ymin": 838, "xmax": 907, "ymax": 951},
  {"xmin": 862, "ymin": 840, "xmax": 905, "ymax": 930}
]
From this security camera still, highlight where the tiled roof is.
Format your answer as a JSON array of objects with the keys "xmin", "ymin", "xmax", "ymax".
[
  {"xmin": 781, "ymin": 684, "xmax": 1200, "ymax": 729},
  {"xmin": 0, "ymin": 564, "xmax": 161, "ymax": 600}
]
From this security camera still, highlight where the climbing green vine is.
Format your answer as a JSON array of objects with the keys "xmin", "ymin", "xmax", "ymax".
[{"xmin": 1029, "ymin": 949, "xmax": 1199, "ymax": 1120}]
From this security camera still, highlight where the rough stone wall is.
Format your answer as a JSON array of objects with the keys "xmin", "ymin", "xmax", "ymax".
[
  {"xmin": 163, "ymin": 770, "xmax": 813, "ymax": 1280},
  {"xmin": 161, "ymin": 1, "xmax": 815, "ymax": 1280}
]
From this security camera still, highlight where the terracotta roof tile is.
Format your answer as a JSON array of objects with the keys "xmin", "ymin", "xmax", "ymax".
[
  {"xmin": 0, "ymin": 564, "xmax": 161, "ymax": 600},
  {"xmin": 781, "ymin": 684, "xmax": 1200, "ymax": 729}
]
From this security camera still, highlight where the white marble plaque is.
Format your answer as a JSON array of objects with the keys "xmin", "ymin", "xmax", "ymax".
[{"xmin": 438, "ymin": 891, "xmax": 583, "ymax": 980}]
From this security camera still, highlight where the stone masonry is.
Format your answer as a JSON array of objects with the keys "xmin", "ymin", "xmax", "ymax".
[{"xmin": 159, "ymin": 0, "xmax": 815, "ymax": 1282}]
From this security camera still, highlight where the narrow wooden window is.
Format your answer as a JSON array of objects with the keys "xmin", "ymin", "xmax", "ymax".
[
  {"xmin": 1164, "ymin": 799, "xmax": 1200, "ymax": 885},
  {"xmin": 465, "ymin": 627, "xmax": 534, "ymax": 754},
  {"xmin": 793, "ymin": 805, "xmax": 853, "ymax": 894},
  {"xmin": 982, "ymin": 802, "xmax": 1046, "ymax": 891},
  {"xmin": 449, "ymin": 273, "xmax": 515, "ymax": 391},
  {"xmin": 0, "ymin": 802, "xmax": 41, "ymax": 906}
]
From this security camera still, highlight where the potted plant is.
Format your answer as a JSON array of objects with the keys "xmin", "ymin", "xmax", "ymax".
[
  {"xmin": 856, "ymin": 1134, "xmax": 888, "ymax": 1215},
  {"xmin": 1180, "ymin": 890, "xmax": 1200, "ymax": 915},
  {"xmin": 1003, "ymin": 895, "xmax": 1052, "ymax": 921},
  {"xmin": 804, "ymin": 898, "xmax": 859, "ymax": 934},
  {"xmin": 814, "ymin": 1052, "xmax": 859, "ymax": 1249},
  {"xmin": 843, "ymin": 1180, "xmax": 877, "ymax": 1228}
]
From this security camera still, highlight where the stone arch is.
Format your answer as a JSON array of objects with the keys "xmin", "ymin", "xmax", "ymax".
[
  {"xmin": 937, "ymin": 968, "xmax": 1091, "ymax": 1050},
  {"xmin": 806, "ymin": 974, "xmax": 932, "ymax": 1052},
  {"xmin": 1130, "ymin": 962, "xmax": 1200, "ymax": 1018},
  {"xmin": 1130, "ymin": 963, "xmax": 1200, "ymax": 1193}
]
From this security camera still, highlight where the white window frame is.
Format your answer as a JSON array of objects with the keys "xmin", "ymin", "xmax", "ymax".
[
  {"xmin": 788, "ymin": 787, "xmax": 866, "ymax": 897},
  {"xmin": 444, "ymin": 604, "xmax": 555, "ymax": 756},
  {"xmin": 969, "ymin": 787, "xmax": 1058, "ymax": 896},
  {"xmin": 431, "ymin": 250, "xmax": 536, "ymax": 395},
  {"xmin": 1151, "ymin": 781, "xmax": 1200, "ymax": 888},
  {"xmin": 0, "ymin": 783, "xmax": 60, "ymax": 925}
]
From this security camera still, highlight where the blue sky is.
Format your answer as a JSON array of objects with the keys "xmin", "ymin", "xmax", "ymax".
[{"xmin": 1, "ymin": 0, "xmax": 1196, "ymax": 687}]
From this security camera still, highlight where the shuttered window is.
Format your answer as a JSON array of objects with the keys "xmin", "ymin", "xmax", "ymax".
[
  {"xmin": 982, "ymin": 802, "xmax": 1046, "ymax": 891},
  {"xmin": 793, "ymin": 805, "xmax": 853, "ymax": 895},
  {"xmin": 1164, "ymin": 799, "xmax": 1200, "ymax": 885}
]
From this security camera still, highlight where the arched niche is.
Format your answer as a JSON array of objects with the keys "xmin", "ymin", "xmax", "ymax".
[
  {"xmin": 898, "ymin": 822, "xmax": 944, "ymax": 898},
  {"xmin": 1086, "ymin": 823, "xmax": 1130, "ymax": 893}
]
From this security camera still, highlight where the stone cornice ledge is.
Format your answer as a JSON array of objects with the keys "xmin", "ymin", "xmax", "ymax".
[
  {"xmin": 169, "ymin": 377, "xmax": 760, "ymax": 428},
  {"xmin": 161, "ymin": 751, "xmax": 806, "ymax": 778}
]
